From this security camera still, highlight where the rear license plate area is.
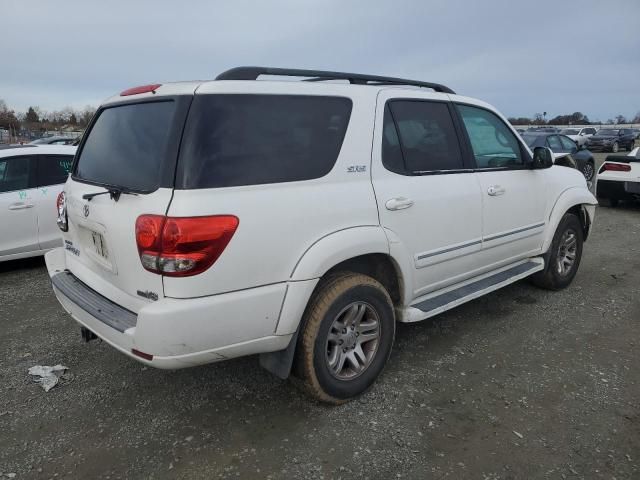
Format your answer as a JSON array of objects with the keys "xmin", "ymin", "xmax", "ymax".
[{"xmin": 91, "ymin": 231, "xmax": 109, "ymax": 260}]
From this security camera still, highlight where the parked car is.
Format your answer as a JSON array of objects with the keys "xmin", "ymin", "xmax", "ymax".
[
  {"xmin": 45, "ymin": 67, "xmax": 597, "ymax": 404},
  {"xmin": 595, "ymin": 147, "xmax": 640, "ymax": 207},
  {"xmin": 526, "ymin": 127, "xmax": 560, "ymax": 133},
  {"xmin": 630, "ymin": 128, "xmax": 640, "ymax": 140},
  {"xmin": 587, "ymin": 128, "xmax": 636, "ymax": 153},
  {"xmin": 29, "ymin": 136, "xmax": 77, "ymax": 146},
  {"xmin": 559, "ymin": 127, "xmax": 596, "ymax": 147},
  {"xmin": 0, "ymin": 145, "xmax": 76, "ymax": 261},
  {"xmin": 520, "ymin": 132, "xmax": 596, "ymax": 181}
]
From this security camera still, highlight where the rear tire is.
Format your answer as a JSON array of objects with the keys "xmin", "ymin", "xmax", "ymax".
[
  {"xmin": 295, "ymin": 272, "xmax": 395, "ymax": 404},
  {"xmin": 530, "ymin": 213, "xmax": 583, "ymax": 291},
  {"xmin": 582, "ymin": 160, "xmax": 595, "ymax": 181}
]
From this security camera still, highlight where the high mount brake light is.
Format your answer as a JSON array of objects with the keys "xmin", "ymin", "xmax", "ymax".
[
  {"xmin": 135, "ymin": 215, "xmax": 239, "ymax": 277},
  {"xmin": 120, "ymin": 84, "xmax": 162, "ymax": 96},
  {"xmin": 599, "ymin": 163, "xmax": 631, "ymax": 174}
]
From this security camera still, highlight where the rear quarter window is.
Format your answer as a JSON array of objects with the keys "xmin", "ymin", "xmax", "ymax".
[{"xmin": 177, "ymin": 94, "xmax": 352, "ymax": 189}]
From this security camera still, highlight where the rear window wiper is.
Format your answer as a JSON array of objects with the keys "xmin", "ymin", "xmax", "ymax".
[{"xmin": 82, "ymin": 187, "xmax": 139, "ymax": 202}]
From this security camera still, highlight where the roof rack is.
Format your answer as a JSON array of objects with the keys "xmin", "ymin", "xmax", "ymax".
[{"xmin": 215, "ymin": 66, "xmax": 455, "ymax": 94}]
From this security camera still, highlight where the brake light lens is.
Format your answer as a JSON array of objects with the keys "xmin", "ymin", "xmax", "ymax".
[
  {"xmin": 135, "ymin": 215, "xmax": 239, "ymax": 277},
  {"xmin": 120, "ymin": 83, "xmax": 162, "ymax": 96},
  {"xmin": 599, "ymin": 162, "xmax": 631, "ymax": 174},
  {"xmin": 56, "ymin": 191, "xmax": 68, "ymax": 232}
]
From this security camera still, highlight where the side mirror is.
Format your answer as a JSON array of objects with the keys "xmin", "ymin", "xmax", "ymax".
[{"xmin": 531, "ymin": 147, "xmax": 554, "ymax": 169}]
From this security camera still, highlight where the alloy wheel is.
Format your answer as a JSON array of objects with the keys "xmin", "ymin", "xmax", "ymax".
[
  {"xmin": 556, "ymin": 228, "xmax": 578, "ymax": 276},
  {"xmin": 325, "ymin": 302, "xmax": 381, "ymax": 380}
]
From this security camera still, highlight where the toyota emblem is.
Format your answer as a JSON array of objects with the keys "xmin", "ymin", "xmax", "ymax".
[{"xmin": 83, "ymin": 204, "xmax": 90, "ymax": 217}]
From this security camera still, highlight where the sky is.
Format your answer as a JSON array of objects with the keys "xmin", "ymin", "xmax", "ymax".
[{"xmin": 3, "ymin": 0, "xmax": 639, "ymax": 122}]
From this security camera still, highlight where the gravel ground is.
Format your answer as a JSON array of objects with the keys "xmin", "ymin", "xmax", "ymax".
[{"xmin": 1, "ymin": 158, "xmax": 639, "ymax": 479}]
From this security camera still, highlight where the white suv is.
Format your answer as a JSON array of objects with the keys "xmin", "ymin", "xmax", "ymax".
[{"xmin": 46, "ymin": 67, "xmax": 597, "ymax": 403}]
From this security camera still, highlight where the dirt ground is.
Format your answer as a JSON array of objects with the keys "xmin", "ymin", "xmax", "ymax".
[{"xmin": 1, "ymin": 154, "xmax": 639, "ymax": 479}]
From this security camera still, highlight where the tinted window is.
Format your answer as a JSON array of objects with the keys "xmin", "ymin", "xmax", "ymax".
[
  {"xmin": 37, "ymin": 155, "xmax": 73, "ymax": 186},
  {"xmin": 384, "ymin": 100, "xmax": 463, "ymax": 173},
  {"xmin": 456, "ymin": 104, "xmax": 523, "ymax": 168},
  {"xmin": 178, "ymin": 95, "xmax": 352, "ymax": 189},
  {"xmin": 381, "ymin": 105, "xmax": 404, "ymax": 174},
  {"xmin": 75, "ymin": 101, "xmax": 176, "ymax": 192},
  {"xmin": 0, "ymin": 156, "xmax": 31, "ymax": 193}
]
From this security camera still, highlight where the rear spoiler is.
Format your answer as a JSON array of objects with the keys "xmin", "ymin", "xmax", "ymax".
[{"xmin": 604, "ymin": 147, "xmax": 640, "ymax": 163}]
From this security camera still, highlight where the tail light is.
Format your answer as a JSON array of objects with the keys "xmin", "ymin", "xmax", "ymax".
[
  {"xmin": 56, "ymin": 191, "xmax": 68, "ymax": 232},
  {"xmin": 135, "ymin": 215, "xmax": 239, "ymax": 277},
  {"xmin": 599, "ymin": 163, "xmax": 631, "ymax": 174}
]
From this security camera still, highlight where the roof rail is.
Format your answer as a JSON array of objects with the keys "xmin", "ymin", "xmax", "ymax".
[{"xmin": 215, "ymin": 66, "xmax": 455, "ymax": 94}]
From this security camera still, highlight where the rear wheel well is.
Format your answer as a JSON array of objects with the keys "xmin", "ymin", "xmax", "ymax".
[{"xmin": 322, "ymin": 254, "xmax": 403, "ymax": 308}]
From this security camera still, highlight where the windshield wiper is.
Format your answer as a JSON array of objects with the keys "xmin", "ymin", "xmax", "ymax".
[{"xmin": 82, "ymin": 187, "xmax": 139, "ymax": 202}]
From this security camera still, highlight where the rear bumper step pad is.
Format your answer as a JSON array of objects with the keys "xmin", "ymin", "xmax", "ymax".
[{"xmin": 51, "ymin": 271, "xmax": 137, "ymax": 333}]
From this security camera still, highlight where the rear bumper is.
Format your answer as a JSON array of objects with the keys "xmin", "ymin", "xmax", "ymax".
[
  {"xmin": 596, "ymin": 179, "xmax": 640, "ymax": 201},
  {"xmin": 45, "ymin": 248, "xmax": 296, "ymax": 369}
]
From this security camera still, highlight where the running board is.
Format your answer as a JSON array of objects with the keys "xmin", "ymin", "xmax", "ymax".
[{"xmin": 400, "ymin": 259, "xmax": 545, "ymax": 323}]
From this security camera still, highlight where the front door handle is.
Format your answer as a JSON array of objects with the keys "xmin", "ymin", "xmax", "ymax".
[
  {"xmin": 8, "ymin": 202, "xmax": 34, "ymax": 210},
  {"xmin": 487, "ymin": 185, "xmax": 506, "ymax": 196},
  {"xmin": 385, "ymin": 197, "xmax": 414, "ymax": 211}
]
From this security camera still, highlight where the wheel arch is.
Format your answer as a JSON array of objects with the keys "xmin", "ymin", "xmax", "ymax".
[
  {"xmin": 542, "ymin": 187, "xmax": 597, "ymax": 253},
  {"xmin": 260, "ymin": 228, "xmax": 410, "ymax": 380}
]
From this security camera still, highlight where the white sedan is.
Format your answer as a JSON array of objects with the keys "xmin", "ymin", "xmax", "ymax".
[
  {"xmin": 0, "ymin": 144, "xmax": 76, "ymax": 261},
  {"xmin": 595, "ymin": 147, "xmax": 640, "ymax": 207},
  {"xmin": 559, "ymin": 127, "xmax": 597, "ymax": 147}
]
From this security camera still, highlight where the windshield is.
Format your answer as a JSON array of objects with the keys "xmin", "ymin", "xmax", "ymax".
[
  {"xmin": 596, "ymin": 129, "xmax": 619, "ymax": 136},
  {"xmin": 74, "ymin": 101, "xmax": 176, "ymax": 192},
  {"xmin": 560, "ymin": 129, "xmax": 579, "ymax": 135}
]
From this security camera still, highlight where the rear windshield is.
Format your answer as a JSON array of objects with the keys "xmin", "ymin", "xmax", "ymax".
[
  {"xmin": 74, "ymin": 101, "xmax": 176, "ymax": 192},
  {"xmin": 520, "ymin": 134, "xmax": 538, "ymax": 147},
  {"xmin": 177, "ymin": 94, "xmax": 352, "ymax": 189}
]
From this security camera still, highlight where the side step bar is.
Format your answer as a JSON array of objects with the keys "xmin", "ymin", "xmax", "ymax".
[{"xmin": 402, "ymin": 259, "xmax": 544, "ymax": 323}]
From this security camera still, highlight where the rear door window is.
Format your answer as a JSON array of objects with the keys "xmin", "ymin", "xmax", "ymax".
[
  {"xmin": 382, "ymin": 100, "xmax": 463, "ymax": 173},
  {"xmin": 0, "ymin": 156, "xmax": 32, "ymax": 193},
  {"xmin": 37, "ymin": 155, "xmax": 73, "ymax": 186},
  {"xmin": 177, "ymin": 95, "xmax": 352, "ymax": 189},
  {"xmin": 74, "ymin": 101, "xmax": 177, "ymax": 192}
]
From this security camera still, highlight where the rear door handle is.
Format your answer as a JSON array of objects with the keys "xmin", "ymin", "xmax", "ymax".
[
  {"xmin": 487, "ymin": 185, "xmax": 506, "ymax": 196},
  {"xmin": 8, "ymin": 202, "xmax": 34, "ymax": 210},
  {"xmin": 385, "ymin": 197, "xmax": 414, "ymax": 211}
]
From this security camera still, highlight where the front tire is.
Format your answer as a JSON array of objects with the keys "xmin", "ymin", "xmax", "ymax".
[
  {"xmin": 612, "ymin": 142, "xmax": 619, "ymax": 153},
  {"xmin": 295, "ymin": 272, "xmax": 395, "ymax": 404},
  {"xmin": 531, "ymin": 213, "xmax": 583, "ymax": 291}
]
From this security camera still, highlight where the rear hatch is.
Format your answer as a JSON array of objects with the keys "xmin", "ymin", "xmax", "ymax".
[{"xmin": 62, "ymin": 91, "xmax": 193, "ymax": 312}]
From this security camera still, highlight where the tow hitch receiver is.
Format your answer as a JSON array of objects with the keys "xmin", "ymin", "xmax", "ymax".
[{"xmin": 81, "ymin": 327, "xmax": 98, "ymax": 342}]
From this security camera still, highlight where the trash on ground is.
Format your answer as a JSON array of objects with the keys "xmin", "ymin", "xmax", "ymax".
[{"xmin": 28, "ymin": 365, "xmax": 68, "ymax": 392}]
